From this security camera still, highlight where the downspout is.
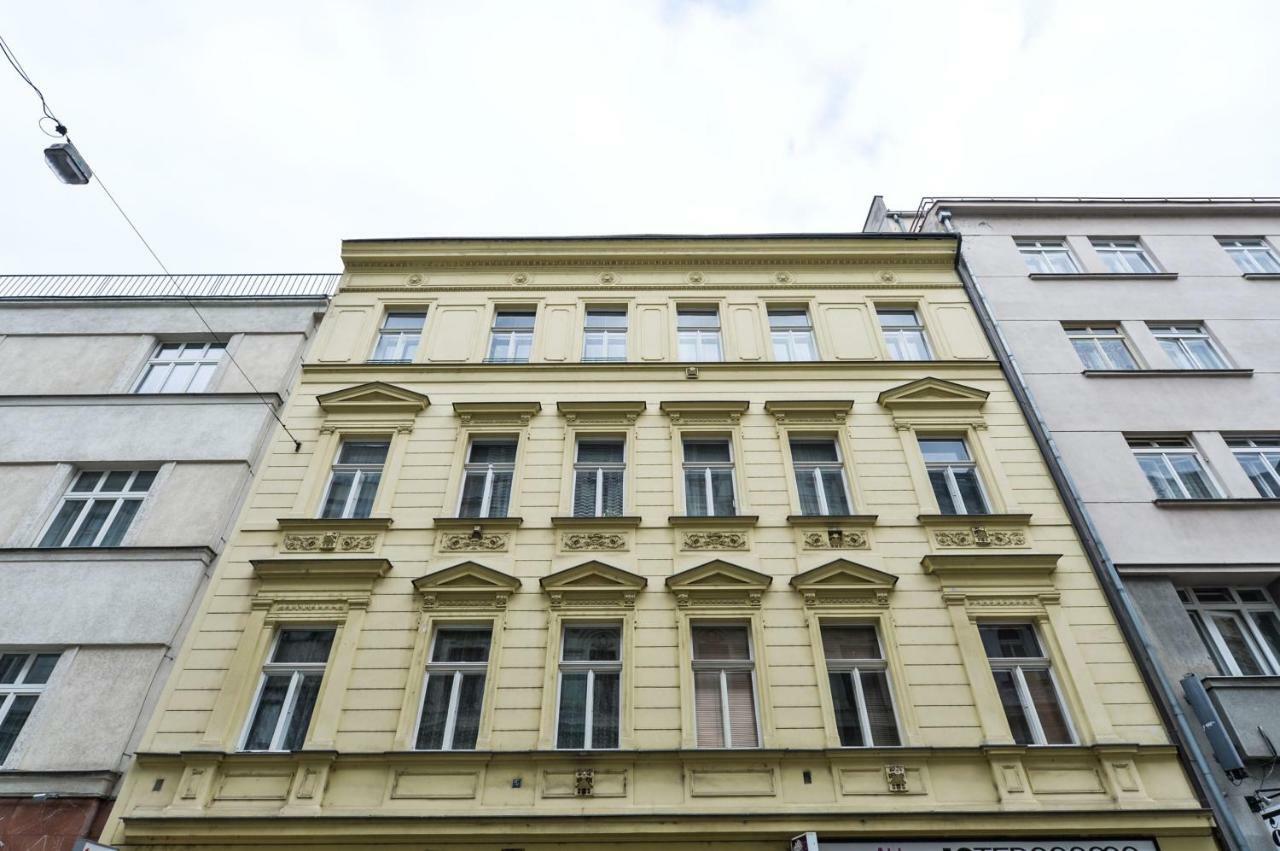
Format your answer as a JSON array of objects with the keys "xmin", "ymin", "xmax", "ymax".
[{"xmin": 950, "ymin": 233, "xmax": 1248, "ymax": 851}]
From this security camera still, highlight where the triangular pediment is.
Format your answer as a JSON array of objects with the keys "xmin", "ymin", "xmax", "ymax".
[
  {"xmin": 667, "ymin": 560, "xmax": 771, "ymax": 591},
  {"xmin": 413, "ymin": 561, "xmax": 519, "ymax": 602},
  {"xmin": 791, "ymin": 559, "xmax": 896, "ymax": 608},
  {"xmin": 317, "ymin": 382, "xmax": 430, "ymax": 415},
  {"xmin": 877, "ymin": 377, "xmax": 988, "ymax": 416},
  {"xmin": 541, "ymin": 561, "xmax": 646, "ymax": 591}
]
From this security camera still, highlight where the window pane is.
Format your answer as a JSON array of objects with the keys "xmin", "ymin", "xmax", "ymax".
[
  {"xmin": 135, "ymin": 365, "xmax": 168, "ymax": 393},
  {"xmin": 458, "ymin": 470, "xmax": 488, "ymax": 517},
  {"xmin": 280, "ymin": 673, "xmax": 322, "ymax": 750},
  {"xmin": 1251, "ymin": 612, "xmax": 1280, "ymax": 668},
  {"xmin": 684, "ymin": 440, "xmax": 730, "ymax": 463},
  {"xmin": 563, "ymin": 626, "xmax": 620, "ymax": 662},
  {"xmin": 1136, "ymin": 455, "xmax": 1181, "ymax": 499},
  {"xmin": 68, "ymin": 499, "xmax": 114, "ymax": 546},
  {"xmin": 684, "ymin": 470, "xmax": 709, "ymax": 516},
  {"xmin": 348, "ymin": 471, "xmax": 380, "ymax": 519},
  {"xmin": 768, "ymin": 310, "xmax": 808, "ymax": 328},
  {"xmin": 820, "ymin": 469, "xmax": 851, "ymax": 514},
  {"xmin": 790, "ymin": 439, "xmax": 838, "ymax": 463},
  {"xmin": 557, "ymin": 671, "xmax": 588, "ymax": 748},
  {"xmin": 1071, "ymin": 340, "xmax": 1107, "ymax": 371},
  {"xmin": 98, "ymin": 499, "xmax": 140, "ymax": 546},
  {"xmin": 592, "ymin": 671, "xmax": 620, "ymax": 749},
  {"xmin": 102, "ymin": 471, "xmax": 133, "ymax": 491},
  {"xmin": 1169, "ymin": 455, "xmax": 1216, "ymax": 499},
  {"xmin": 1184, "ymin": 339, "xmax": 1226, "ymax": 369},
  {"xmin": 992, "ymin": 670, "xmax": 1034, "ymax": 745},
  {"xmin": 694, "ymin": 671, "xmax": 725, "ymax": 747},
  {"xmin": 23, "ymin": 654, "xmax": 60, "ymax": 685},
  {"xmin": 384, "ymin": 313, "xmax": 426, "ymax": 331},
  {"xmin": 1210, "ymin": 613, "xmax": 1265, "ymax": 675},
  {"xmin": 586, "ymin": 309, "xmax": 627, "ymax": 328},
  {"xmin": 795, "ymin": 470, "xmax": 822, "ymax": 515},
  {"xmin": 578, "ymin": 440, "xmax": 624, "ymax": 464},
  {"xmin": 273, "ymin": 629, "xmax": 335, "ymax": 664},
  {"xmin": 338, "ymin": 441, "xmax": 390, "ymax": 465},
  {"xmin": 678, "ymin": 310, "xmax": 718, "ymax": 328},
  {"xmin": 693, "ymin": 626, "xmax": 750, "ymax": 660},
  {"xmin": 928, "ymin": 469, "xmax": 957, "ymax": 514},
  {"xmin": 709, "ymin": 469, "xmax": 736, "ymax": 515},
  {"xmin": 39, "ymin": 499, "xmax": 85, "ymax": 547},
  {"xmin": 980, "ymin": 624, "xmax": 1041, "ymax": 659},
  {"xmin": 1022, "ymin": 669, "xmax": 1072, "ymax": 744},
  {"xmin": 572, "ymin": 470, "xmax": 597, "ymax": 517},
  {"xmin": 468, "ymin": 441, "xmax": 517, "ymax": 464},
  {"xmin": 920, "ymin": 439, "xmax": 969, "ymax": 462},
  {"xmin": 828, "ymin": 671, "xmax": 864, "ymax": 746},
  {"xmin": 166, "ymin": 362, "xmax": 197, "ymax": 392},
  {"xmin": 952, "ymin": 468, "xmax": 988, "ymax": 514},
  {"xmin": 70, "ymin": 471, "xmax": 103, "ymax": 492},
  {"xmin": 725, "ymin": 671, "xmax": 758, "ymax": 747},
  {"xmin": 451, "ymin": 673, "xmax": 485, "ymax": 749},
  {"xmin": 1238, "ymin": 454, "xmax": 1280, "ymax": 497},
  {"xmin": 433, "ymin": 629, "xmax": 491, "ymax": 663},
  {"xmin": 1099, "ymin": 338, "xmax": 1136, "ymax": 369},
  {"xmin": 601, "ymin": 469, "xmax": 624, "ymax": 516},
  {"xmin": 487, "ymin": 471, "xmax": 513, "ymax": 517},
  {"xmin": 415, "ymin": 674, "xmax": 452, "ymax": 750},
  {"xmin": 244, "ymin": 675, "xmax": 290, "ymax": 750},
  {"xmin": 860, "ymin": 670, "xmax": 901, "ymax": 746},
  {"xmin": 0, "ymin": 655, "xmax": 26, "ymax": 684},
  {"xmin": 877, "ymin": 310, "xmax": 918, "ymax": 328},
  {"xmin": 822, "ymin": 625, "xmax": 880, "ymax": 660},
  {"xmin": 321, "ymin": 470, "xmax": 355, "ymax": 518},
  {"xmin": 0, "ymin": 694, "xmax": 38, "ymax": 762},
  {"xmin": 130, "ymin": 470, "xmax": 157, "ymax": 492}
]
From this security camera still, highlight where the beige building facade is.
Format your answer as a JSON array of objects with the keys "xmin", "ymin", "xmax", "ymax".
[{"xmin": 103, "ymin": 236, "xmax": 1217, "ymax": 850}]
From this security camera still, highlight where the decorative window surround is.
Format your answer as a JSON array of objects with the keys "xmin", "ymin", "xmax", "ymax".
[
  {"xmin": 539, "ymin": 560, "xmax": 646, "ymax": 609},
  {"xmin": 412, "ymin": 561, "xmax": 521, "ymax": 611},
  {"xmin": 196, "ymin": 557, "xmax": 389, "ymax": 752},
  {"xmin": 452, "ymin": 401, "xmax": 542, "ymax": 426},
  {"xmin": 316, "ymin": 382, "xmax": 430, "ymax": 425},
  {"xmin": 785, "ymin": 514, "xmax": 876, "ymax": 551},
  {"xmin": 666, "ymin": 560, "xmax": 771, "ymax": 609},
  {"xmin": 431, "ymin": 516, "xmax": 523, "ymax": 554},
  {"xmin": 917, "ymin": 513, "xmax": 1032, "ymax": 551},
  {"xmin": 790, "ymin": 558, "xmax": 897, "ymax": 609},
  {"xmin": 672, "ymin": 604, "xmax": 773, "ymax": 750},
  {"xmin": 276, "ymin": 516, "xmax": 392, "ymax": 554},
  {"xmin": 877, "ymin": 377, "xmax": 989, "ymax": 427},
  {"xmin": 762, "ymin": 400, "xmax": 852, "ymax": 425},
  {"xmin": 550, "ymin": 515, "xmax": 642, "ymax": 553}
]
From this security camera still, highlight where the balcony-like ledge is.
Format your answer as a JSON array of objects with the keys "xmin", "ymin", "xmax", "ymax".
[
  {"xmin": 1028, "ymin": 272, "xmax": 1178, "ymax": 281},
  {"xmin": 551, "ymin": 516, "xmax": 643, "ymax": 527},
  {"xmin": 1083, "ymin": 368, "xmax": 1253, "ymax": 378},
  {"xmin": 667, "ymin": 515, "xmax": 759, "ymax": 527},
  {"xmin": 1243, "ymin": 273, "xmax": 1280, "ymax": 280},
  {"xmin": 1154, "ymin": 498, "xmax": 1280, "ymax": 509}
]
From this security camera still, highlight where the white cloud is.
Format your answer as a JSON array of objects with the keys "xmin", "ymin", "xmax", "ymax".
[{"xmin": 2, "ymin": 0, "xmax": 1278, "ymax": 272}]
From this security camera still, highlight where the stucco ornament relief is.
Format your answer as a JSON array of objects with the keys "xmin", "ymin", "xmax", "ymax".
[
  {"xmin": 681, "ymin": 531, "xmax": 748, "ymax": 551},
  {"xmin": 406, "ymin": 273, "xmax": 425, "ymax": 286},
  {"xmin": 885, "ymin": 764, "xmax": 909, "ymax": 793},
  {"xmin": 802, "ymin": 529, "xmax": 868, "ymax": 550},
  {"xmin": 562, "ymin": 532, "xmax": 628, "ymax": 551},
  {"xmin": 440, "ymin": 532, "xmax": 510, "ymax": 552},
  {"xmin": 687, "ymin": 272, "xmax": 704, "ymax": 284},
  {"xmin": 599, "ymin": 272, "xmax": 616, "ymax": 284},
  {"xmin": 933, "ymin": 527, "xmax": 1026, "ymax": 548},
  {"xmin": 282, "ymin": 532, "xmax": 378, "ymax": 553},
  {"xmin": 511, "ymin": 272, "xmax": 529, "ymax": 285},
  {"xmin": 775, "ymin": 271, "xmax": 792, "ymax": 284},
  {"xmin": 878, "ymin": 269, "xmax": 897, "ymax": 283}
]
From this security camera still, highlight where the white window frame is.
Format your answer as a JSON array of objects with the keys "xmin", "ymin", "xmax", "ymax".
[
  {"xmin": 768, "ymin": 307, "xmax": 819, "ymax": 361},
  {"xmin": 555, "ymin": 622, "xmax": 623, "ymax": 750},
  {"xmin": 690, "ymin": 623, "xmax": 760, "ymax": 749},
  {"xmin": 1148, "ymin": 323, "xmax": 1228, "ymax": 370},
  {"xmin": 38, "ymin": 469, "xmax": 155, "ymax": 548},
  {"xmin": 0, "ymin": 651, "xmax": 59, "ymax": 765},
  {"xmin": 981, "ymin": 623, "xmax": 1075, "ymax": 747},
  {"xmin": 582, "ymin": 307, "xmax": 628, "ymax": 362},
  {"xmin": 414, "ymin": 625, "xmax": 492, "ymax": 751},
  {"xmin": 319, "ymin": 440, "xmax": 389, "ymax": 519},
  {"xmin": 1016, "ymin": 239, "xmax": 1079, "ymax": 274},
  {"xmin": 820, "ymin": 623, "xmax": 900, "ymax": 748},
  {"xmin": 458, "ymin": 436, "xmax": 517, "ymax": 518},
  {"xmin": 919, "ymin": 437, "xmax": 989, "ymax": 515},
  {"xmin": 790, "ymin": 436, "xmax": 852, "ymax": 516},
  {"xmin": 240, "ymin": 628, "xmax": 333, "ymax": 753},
  {"xmin": 676, "ymin": 307, "xmax": 723, "ymax": 362},
  {"xmin": 1219, "ymin": 237, "xmax": 1280, "ymax": 274},
  {"xmin": 1090, "ymin": 238, "xmax": 1157, "ymax": 274},
  {"xmin": 371, "ymin": 312, "xmax": 426, "ymax": 362},
  {"xmin": 1179, "ymin": 587, "xmax": 1280, "ymax": 676},
  {"xmin": 487, "ymin": 309, "xmax": 536, "ymax": 363},
  {"xmin": 1128, "ymin": 438, "xmax": 1221, "ymax": 500},
  {"xmin": 572, "ymin": 437, "xmax": 626, "ymax": 518},
  {"xmin": 681, "ymin": 436, "xmax": 737, "ymax": 517},
  {"xmin": 1227, "ymin": 436, "xmax": 1280, "ymax": 498},
  {"xmin": 877, "ymin": 308, "xmax": 933, "ymax": 360},
  {"xmin": 1063, "ymin": 324, "xmax": 1139, "ymax": 370},
  {"xmin": 133, "ymin": 341, "xmax": 226, "ymax": 393}
]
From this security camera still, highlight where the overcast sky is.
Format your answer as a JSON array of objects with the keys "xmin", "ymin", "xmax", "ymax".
[{"xmin": 3, "ymin": 1, "xmax": 1279, "ymax": 274}]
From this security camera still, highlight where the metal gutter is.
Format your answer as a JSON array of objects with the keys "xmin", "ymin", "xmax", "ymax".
[
  {"xmin": 343, "ymin": 232, "xmax": 958, "ymax": 245},
  {"xmin": 950, "ymin": 237, "xmax": 1248, "ymax": 851}
]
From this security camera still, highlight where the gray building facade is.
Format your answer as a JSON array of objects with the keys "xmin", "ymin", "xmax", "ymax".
[
  {"xmin": 867, "ymin": 198, "xmax": 1280, "ymax": 850},
  {"xmin": 0, "ymin": 274, "xmax": 335, "ymax": 849}
]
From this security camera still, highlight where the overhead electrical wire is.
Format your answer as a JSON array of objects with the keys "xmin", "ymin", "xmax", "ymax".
[{"xmin": 1, "ymin": 30, "xmax": 305, "ymax": 451}]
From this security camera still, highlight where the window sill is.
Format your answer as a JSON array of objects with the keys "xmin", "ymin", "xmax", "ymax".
[
  {"xmin": 667, "ymin": 515, "xmax": 759, "ymax": 527},
  {"xmin": 432, "ymin": 516, "xmax": 525, "ymax": 528},
  {"xmin": 0, "ymin": 545, "xmax": 216, "ymax": 563},
  {"xmin": 1243, "ymin": 273, "xmax": 1280, "ymax": 280},
  {"xmin": 1153, "ymin": 498, "xmax": 1280, "ymax": 509},
  {"xmin": 277, "ymin": 516, "xmax": 393, "ymax": 531},
  {"xmin": 785, "ymin": 513, "xmax": 878, "ymax": 526},
  {"xmin": 1083, "ymin": 368, "xmax": 1252, "ymax": 378},
  {"xmin": 1027, "ymin": 272, "xmax": 1178, "ymax": 281},
  {"xmin": 917, "ymin": 513, "xmax": 1032, "ymax": 525},
  {"xmin": 550, "ymin": 516, "xmax": 643, "ymax": 527}
]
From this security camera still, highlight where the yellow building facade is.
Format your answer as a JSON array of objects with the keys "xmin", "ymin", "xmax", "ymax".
[{"xmin": 103, "ymin": 236, "xmax": 1218, "ymax": 850}]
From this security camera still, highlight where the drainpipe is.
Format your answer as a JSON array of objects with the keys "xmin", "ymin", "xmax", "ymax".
[{"xmin": 950, "ymin": 233, "xmax": 1249, "ymax": 851}]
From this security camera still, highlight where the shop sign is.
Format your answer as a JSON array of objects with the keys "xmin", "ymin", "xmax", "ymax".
[{"xmin": 823, "ymin": 842, "xmax": 1157, "ymax": 851}]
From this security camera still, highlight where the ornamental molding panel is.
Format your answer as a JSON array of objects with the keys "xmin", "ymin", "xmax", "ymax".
[
  {"xmin": 666, "ymin": 559, "xmax": 771, "ymax": 608},
  {"xmin": 763, "ymin": 399, "xmax": 853, "ymax": 424},
  {"xmin": 275, "ymin": 517, "xmax": 391, "ymax": 554},
  {"xmin": 659, "ymin": 400, "xmax": 750, "ymax": 425},
  {"xmin": 917, "ymin": 513, "xmax": 1032, "ymax": 551},
  {"xmin": 452, "ymin": 400, "xmax": 542, "ymax": 426},
  {"xmin": 556, "ymin": 400, "xmax": 647, "ymax": 425},
  {"xmin": 540, "ymin": 560, "xmax": 646, "ymax": 608},
  {"xmin": 413, "ymin": 561, "xmax": 521, "ymax": 610},
  {"xmin": 786, "ymin": 516, "xmax": 877, "ymax": 551},
  {"xmin": 877, "ymin": 377, "xmax": 989, "ymax": 426},
  {"xmin": 791, "ymin": 558, "xmax": 897, "ymax": 609},
  {"xmin": 432, "ymin": 517, "xmax": 521, "ymax": 553},
  {"xmin": 316, "ymin": 382, "xmax": 429, "ymax": 421}
]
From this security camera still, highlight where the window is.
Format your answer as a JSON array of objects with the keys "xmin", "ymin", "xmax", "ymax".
[
  {"xmin": 1064, "ymin": 325, "xmax": 1138, "ymax": 371},
  {"xmin": 821, "ymin": 624, "xmax": 900, "ymax": 747},
  {"xmin": 919, "ymin": 437, "xmax": 988, "ymax": 515},
  {"xmin": 0, "ymin": 652, "xmax": 59, "ymax": 763},
  {"xmin": 556, "ymin": 624, "xmax": 621, "ymax": 749},
  {"xmin": 320, "ymin": 441, "xmax": 389, "ymax": 519},
  {"xmin": 1219, "ymin": 237, "xmax": 1280, "ymax": 274},
  {"xmin": 583, "ymin": 308, "xmax": 627, "ymax": 362},
  {"xmin": 877, "ymin": 309, "xmax": 932, "ymax": 360},
  {"xmin": 677, "ymin": 308, "xmax": 722, "ymax": 361},
  {"xmin": 1090, "ymin": 238, "xmax": 1157, "ymax": 274},
  {"xmin": 134, "ymin": 342, "xmax": 225, "ymax": 393},
  {"xmin": 487, "ymin": 310, "xmax": 535, "ymax": 362},
  {"xmin": 1148, "ymin": 324, "xmax": 1228, "ymax": 370},
  {"xmin": 1017, "ymin": 239, "xmax": 1079, "ymax": 274},
  {"xmin": 682, "ymin": 437, "xmax": 736, "ymax": 516},
  {"xmin": 572, "ymin": 438, "xmax": 625, "ymax": 518},
  {"xmin": 769, "ymin": 308, "xmax": 818, "ymax": 361},
  {"xmin": 39, "ymin": 469, "xmax": 156, "ymax": 548},
  {"xmin": 980, "ymin": 624, "xmax": 1073, "ymax": 745},
  {"xmin": 691, "ymin": 624, "xmax": 759, "ymax": 748},
  {"xmin": 1129, "ymin": 438, "xmax": 1219, "ymax": 500},
  {"xmin": 1180, "ymin": 587, "xmax": 1280, "ymax": 676},
  {"xmin": 459, "ymin": 437, "xmax": 517, "ymax": 518},
  {"xmin": 372, "ymin": 312, "xmax": 426, "ymax": 362},
  {"xmin": 790, "ymin": 437, "xmax": 851, "ymax": 516},
  {"xmin": 1228, "ymin": 437, "xmax": 1280, "ymax": 497},
  {"xmin": 415, "ymin": 626, "xmax": 491, "ymax": 750},
  {"xmin": 242, "ymin": 628, "xmax": 335, "ymax": 751}
]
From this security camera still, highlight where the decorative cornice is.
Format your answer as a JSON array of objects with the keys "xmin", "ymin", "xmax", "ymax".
[
  {"xmin": 763, "ymin": 400, "xmax": 853, "ymax": 424},
  {"xmin": 316, "ymin": 382, "xmax": 429, "ymax": 416},
  {"xmin": 791, "ymin": 559, "xmax": 896, "ymax": 609},
  {"xmin": 659, "ymin": 400, "xmax": 750, "ymax": 425},
  {"xmin": 877, "ymin": 377, "xmax": 989, "ymax": 420},
  {"xmin": 540, "ymin": 560, "xmax": 646, "ymax": 609},
  {"xmin": 666, "ymin": 559, "xmax": 771, "ymax": 608},
  {"xmin": 556, "ymin": 401, "xmax": 647, "ymax": 424},
  {"xmin": 250, "ymin": 558, "xmax": 392, "ymax": 585},
  {"xmin": 413, "ymin": 561, "xmax": 521, "ymax": 610},
  {"xmin": 452, "ymin": 401, "xmax": 542, "ymax": 425}
]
